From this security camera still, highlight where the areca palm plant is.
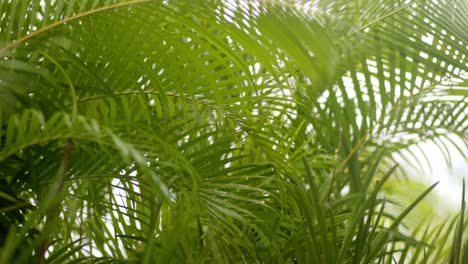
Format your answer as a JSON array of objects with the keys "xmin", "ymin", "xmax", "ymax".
[{"xmin": 0, "ymin": 0, "xmax": 467, "ymax": 263}]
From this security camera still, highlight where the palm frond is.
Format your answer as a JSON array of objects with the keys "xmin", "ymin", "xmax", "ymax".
[{"xmin": 0, "ymin": 0, "xmax": 466, "ymax": 262}]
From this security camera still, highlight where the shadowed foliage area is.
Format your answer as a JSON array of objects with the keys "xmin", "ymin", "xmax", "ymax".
[{"xmin": 0, "ymin": 0, "xmax": 467, "ymax": 263}]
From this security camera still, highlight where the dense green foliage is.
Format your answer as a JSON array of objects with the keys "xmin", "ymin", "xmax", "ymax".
[{"xmin": 0, "ymin": 0, "xmax": 467, "ymax": 263}]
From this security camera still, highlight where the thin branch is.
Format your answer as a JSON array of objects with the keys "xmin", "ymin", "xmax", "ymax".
[
  {"xmin": 357, "ymin": 0, "xmax": 423, "ymax": 34},
  {"xmin": 0, "ymin": 0, "xmax": 154, "ymax": 52},
  {"xmin": 326, "ymin": 127, "xmax": 343, "ymax": 202},
  {"xmin": 35, "ymin": 139, "xmax": 74, "ymax": 264},
  {"xmin": 41, "ymin": 52, "xmax": 77, "ymax": 120}
]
